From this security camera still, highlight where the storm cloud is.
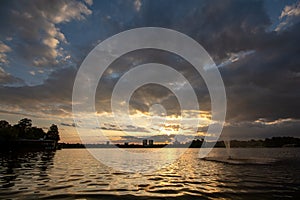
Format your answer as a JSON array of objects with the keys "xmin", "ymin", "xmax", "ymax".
[{"xmin": 0, "ymin": 0, "xmax": 299, "ymax": 141}]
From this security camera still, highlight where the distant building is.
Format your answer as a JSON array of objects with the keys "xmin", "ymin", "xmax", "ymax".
[
  {"xmin": 142, "ymin": 139, "xmax": 147, "ymax": 146},
  {"xmin": 149, "ymin": 140, "xmax": 154, "ymax": 146}
]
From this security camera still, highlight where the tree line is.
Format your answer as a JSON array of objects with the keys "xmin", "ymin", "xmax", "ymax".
[{"xmin": 0, "ymin": 118, "xmax": 60, "ymax": 142}]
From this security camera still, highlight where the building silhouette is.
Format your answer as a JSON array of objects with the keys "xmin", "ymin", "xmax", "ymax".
[
  {"xmin": 149, "ymin": 140, "xmax": 154, "ymax": 146},
  {"xmin": 142, "ymin": 139, "xmax": 147, "ymax": 146}
]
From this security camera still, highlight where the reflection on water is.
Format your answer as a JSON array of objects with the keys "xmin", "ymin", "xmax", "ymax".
[
  {"xmin": 1, "ymin": 148, "xmax": 300, "ymax": 199},
  {"xmin": 0, "ymin": 151, "xmax": 55, "ymax": 197},
  {"xmin": 89, "ymin": 148, "xmax": 187, "ymax": 172}
]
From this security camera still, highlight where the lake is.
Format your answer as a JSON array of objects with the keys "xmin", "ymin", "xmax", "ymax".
[{"xmin": 1, "ymin": 148, "xmax": 300, "ymax": 199}]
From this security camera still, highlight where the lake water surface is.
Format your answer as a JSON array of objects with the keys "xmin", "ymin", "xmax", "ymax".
[{"xmin": 1, "ymin": 148, "xmax": 300, "ymax": 199}]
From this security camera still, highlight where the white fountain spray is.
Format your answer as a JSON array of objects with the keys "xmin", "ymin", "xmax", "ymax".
[{"xmin": 224, "ymin": 138, "xmax": 232, "ymax": 160}]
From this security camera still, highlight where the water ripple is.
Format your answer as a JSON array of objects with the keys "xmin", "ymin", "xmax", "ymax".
[{"xmin": 0, "ymin": 148, "xmax": 300, "ymax": 199}]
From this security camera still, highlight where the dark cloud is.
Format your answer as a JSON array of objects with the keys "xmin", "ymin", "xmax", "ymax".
[
  {"xmin": 131, "ymin": 0, "xmax": 299, "ymax": 138},
  {"xmin": 134, "ymin": 0, "xmax": 270, "ymax": 62},
  {"xmin": 222, "ymin": 119, "xmax": 300, "ymax": 139},
  {"xmin": 96, "ymin": 123, "xmax": 150, "ymax": 133},
  {"xmin": 0, "ymin": 0, "xmax": 299, "ymax": 140},
  {"xmin": 192, "ymin": 0, "xmax": 271, "ymax": 61},
  {"xmin": 95, "ymin": 49, "xmax": 209, "ymax": 115},
  {"xmin": 221, "ymin": 22, "xmax": 300, "ymax": 122},
  {"xmin": 0, "ymin": 67, "xmax": 76, "ymax": 117}
]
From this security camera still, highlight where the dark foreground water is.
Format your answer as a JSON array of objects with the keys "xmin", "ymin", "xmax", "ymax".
[{"xmin": 1, "ymin": 148, "xmax": 300, "ymax": 199}]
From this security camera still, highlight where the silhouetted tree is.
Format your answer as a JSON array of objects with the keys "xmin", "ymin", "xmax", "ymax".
[
  {"xmin": 0, "ymin": 120, "xmax": 17, "ymax": 141},
  {"xmin": 17, "ymin": 118, "xmax": 32, "ymax": 138},
  {"xmin": 25, "ymin": 127, "xmax": 46, "ymax": 140},
  {"xmin": 46, "ymin": 124, "xmax": 60, "ymax": 142},
  {"xmin": 0, "ymin": 120, "xmax": 10, "ymax": 128},
  {"xmin": 18, "ymin": 118, "xmax": 32, "ymax": 128}
]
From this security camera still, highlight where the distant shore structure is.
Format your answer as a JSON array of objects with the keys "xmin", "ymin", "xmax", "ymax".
[
  {"xmin": 143, "ymin": 139, "xmax": 148, "ymax": 146},
  {"xmin": 149, "ymin": 140, "xmax": 154, "ymax": 146},
  {"xmin": 142, "ymin": 139, "xmax": 154, "ymax": 147}
]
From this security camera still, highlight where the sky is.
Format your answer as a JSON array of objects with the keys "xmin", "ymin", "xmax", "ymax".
[{"xmin": 0, "ymin": 0, "xmax": 300, "ymax": 144}]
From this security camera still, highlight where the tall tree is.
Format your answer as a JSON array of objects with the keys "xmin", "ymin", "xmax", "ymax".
[
  {"xmin": 46, "ymin": 124, "xmax": 60, "ymax": 142},
  {"xmin": 17, "ymin": 118, "xmax": 32, "ymax": 139},
  {"xmin": 18, "ymin": 118, "xmax": 32, "ymax": 129},
  {"xmin": 0, "ymin": 120, "xmax": 10, "ymax": 128},
  {"xmin": 0, "ymin": 120, "xmax": 18, "ymax": 141}
]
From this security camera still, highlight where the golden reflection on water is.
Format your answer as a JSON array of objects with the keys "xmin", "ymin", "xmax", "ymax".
[
  {"xmin": 55, "ymin": 148, "xmax": 227, "ymax": 196},
  {"xmin": 0, "ymin": 148, "xmax": 300, "ymax": 199}
]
